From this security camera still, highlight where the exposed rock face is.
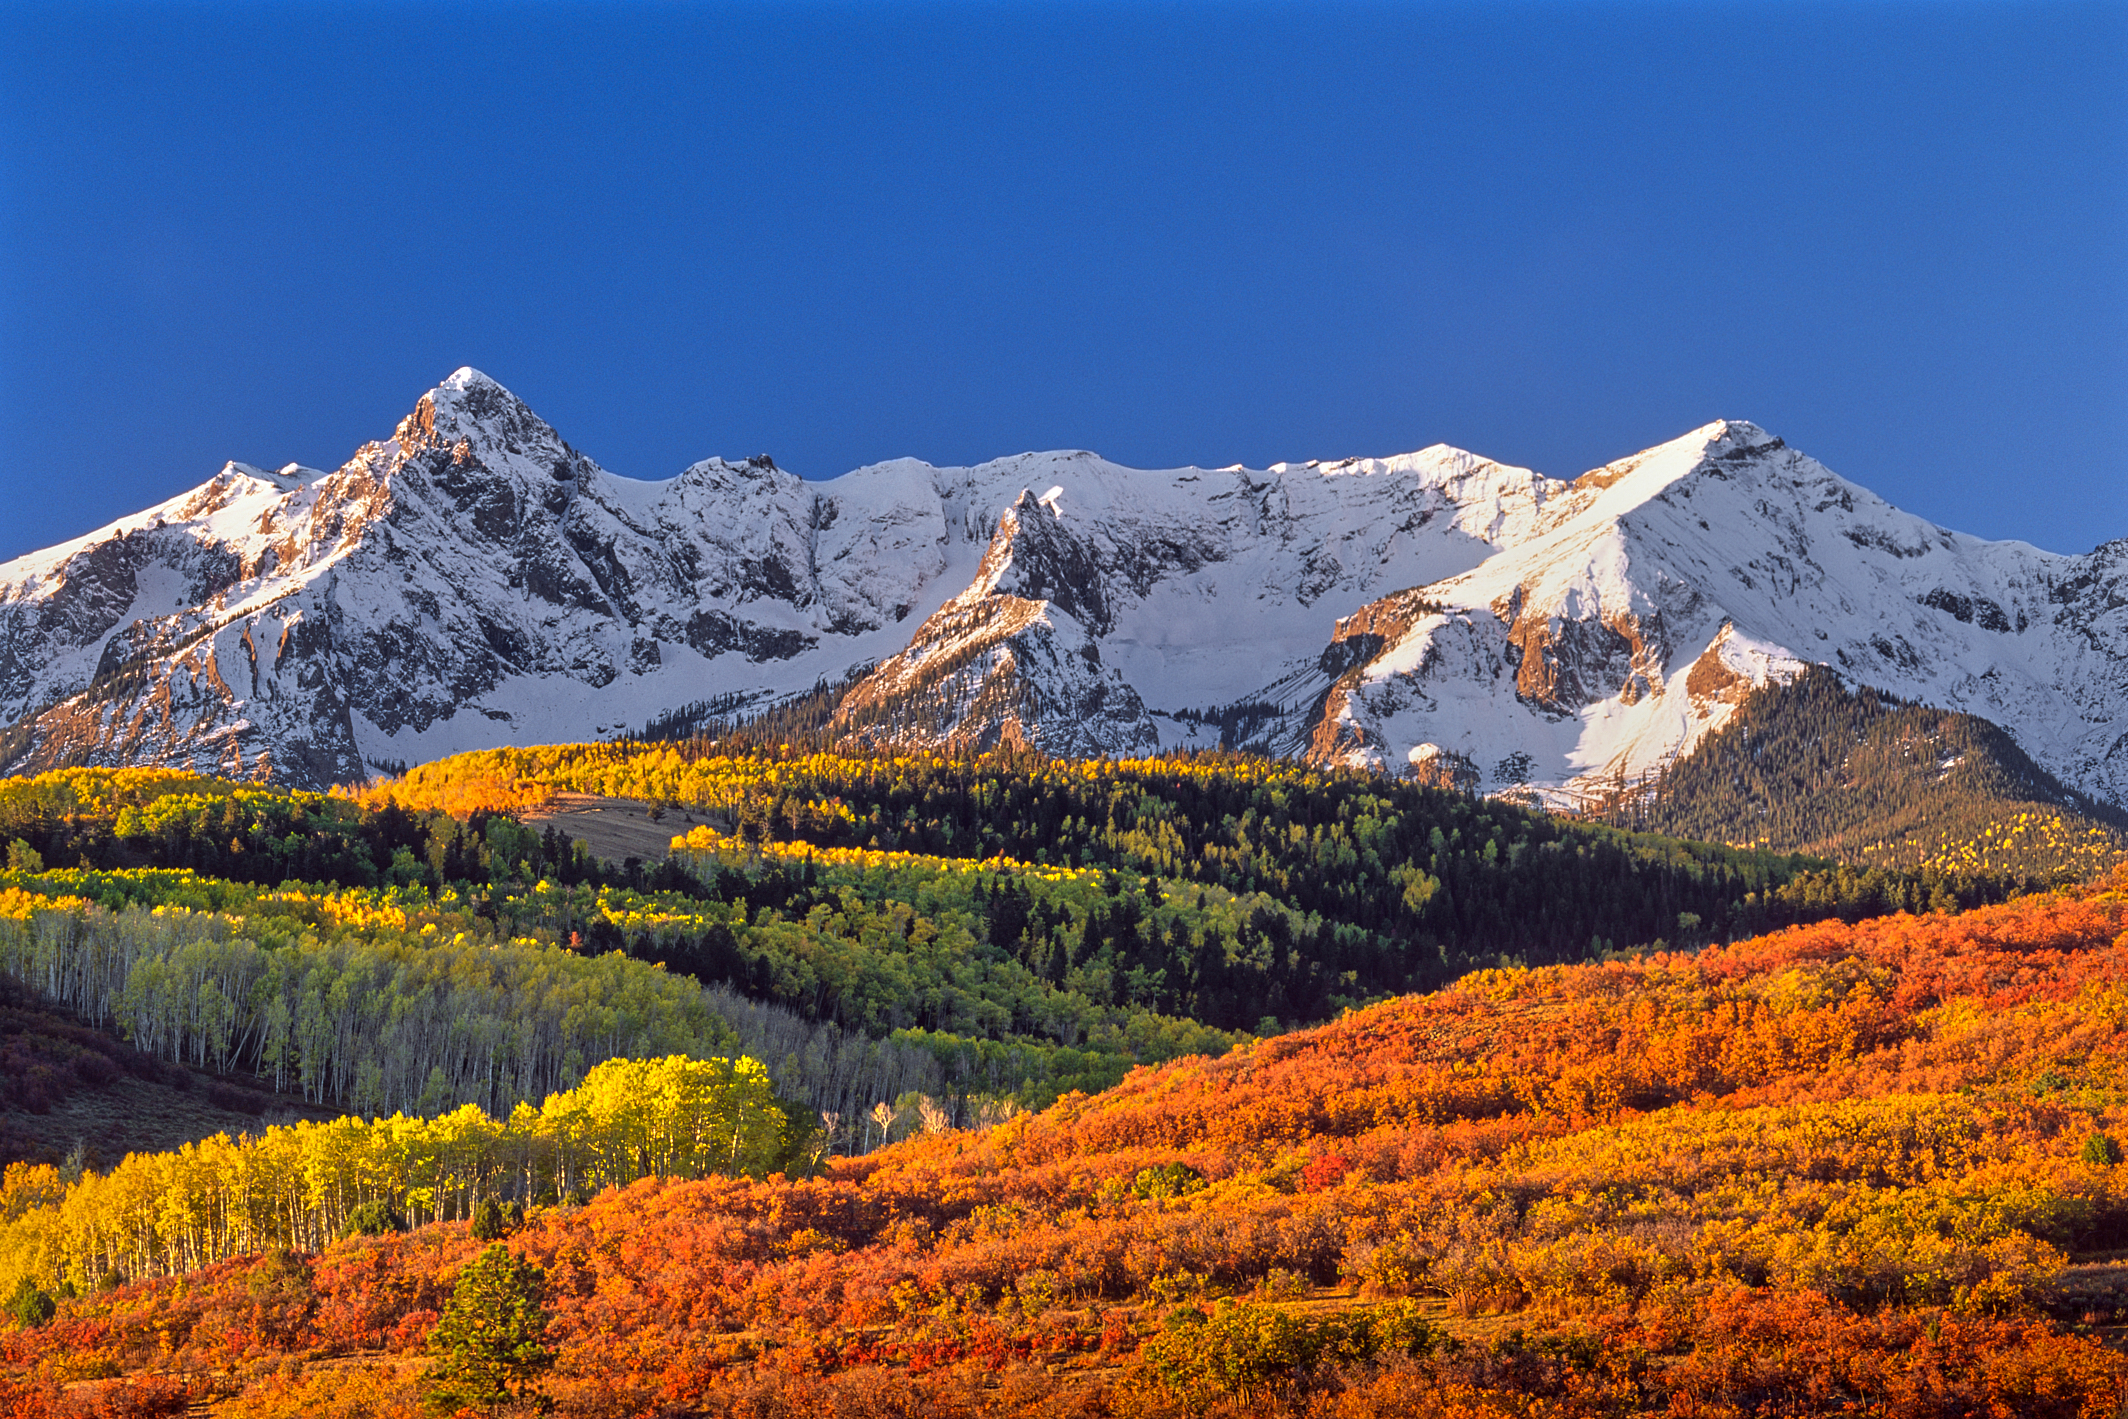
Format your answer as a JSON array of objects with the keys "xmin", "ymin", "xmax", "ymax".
[
  {"xmin": 833, "ymin": 492, "xmax": 1158, "ymax": 757},
  {"xmin": 0, "ymin": 372, "xmax": 1559, "ymax": 788},
  {"xmin": 6, "ymin": 380, "xmax": 2128, "ymax": 814},
  {"xmin": 0, "ymin": 372, "xmax": 965, "ymax": 785},
  {"xmin": 1288, "ymin": 420, "xmax": 2128, "ymax": 810}
]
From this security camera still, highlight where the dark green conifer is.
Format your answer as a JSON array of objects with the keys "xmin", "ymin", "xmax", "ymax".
[
  {"xmin": 470, "ymin": 1197, "xmax": 511, "ymax": 1242},
  {"xmin": 5, "ymin": 1276, "xmax": 53, "ymax": 1329},
  {"xmin": 423, "ymin": 1243, "xmax": 553, "ymax": 1412}
]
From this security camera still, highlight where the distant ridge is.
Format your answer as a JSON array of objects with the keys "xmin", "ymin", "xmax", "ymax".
[{"xmin": 3, "ymin": 371, "xmax": 2127, "ymax": 824}]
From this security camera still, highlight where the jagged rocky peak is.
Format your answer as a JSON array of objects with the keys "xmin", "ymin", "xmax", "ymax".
[
  {"xmin": 375, "ymin": 368, "xmax": 591, "ymax": 488},
  {"xmin": 5, "ymin": 379, "xmax": 2128, "ymax": 812},
  {"xmin": 1675, "ymin": 417, "xmax": 1780, "ymax": 461},
  {"xmin": 979, "ymin": 489, "xmax": 1113, "ymax": 635},
  {"xmin": 400, "ymin": 367, "xmax": 521, "ymax": 444},
  {"xmin": 829, "ymin": 489, "xmax": 1157, "ymax": 756}
]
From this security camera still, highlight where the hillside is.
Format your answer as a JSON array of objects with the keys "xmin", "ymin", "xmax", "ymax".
[
  {"xmin": 0, "ymin": 752, "xmax": 2033, "ymax": 1139},
  {"xmin": 354, "ymin": 742, "xmax": 2044, "ymax": 1013},
  {"xmin": 0, "ymin": 974, "xmax": 330, "ymax": 1171},
  {"xmin": 7, "ymin": 881, "xmax": 2128, "ymax": 1415},
  {"xmin": 1596, "ymin": 666, "xmax": 2128, "ymax": 880}
]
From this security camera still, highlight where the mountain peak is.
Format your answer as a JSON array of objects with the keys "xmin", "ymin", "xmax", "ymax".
[
  {"xmin": 390, "ymin": 368, "xmax": 574, "ymax": 481},
  {"xmin": 1656, "ymin": 417, "xmax": 1774, "ymax": 453},
  {"xmin": 441, "ymin": 366, "xmax": 501, "ymax": 392},
  {"xmin": 422, "ymin": 367, "xmax": 536, "ymax": 428},
  {"xmin": 1571, "ymin": 418, "xmax": 1786, "ymax": 500},
  {"xmin": 1703, "ymin": 417, "xmax": 1774, "ymax": 450}
]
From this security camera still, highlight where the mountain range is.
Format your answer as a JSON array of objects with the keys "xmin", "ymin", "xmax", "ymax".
[{"xmin": 3, "ymin": 368, "xmax": 2124, "ymax": 818}]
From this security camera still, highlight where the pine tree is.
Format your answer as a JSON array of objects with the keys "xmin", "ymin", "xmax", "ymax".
[
  {"xmin": 470, "ymin": 1197, "xmax": 510, "ymax": 1242},
  {"xmin": 343, "ymin": 1199, "xmax": 405, "ymax": 1238},
  {"xmin": 5, "ymin": 1276, "xmax": 53, "ymax": 1329},
  {"xmin": 423, "ymin": 1243, "xmax": 553, "ymax": 1412}
]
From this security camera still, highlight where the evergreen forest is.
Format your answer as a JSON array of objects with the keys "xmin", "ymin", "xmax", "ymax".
[{"xmin": 1594, "ymin": 666, "xmax": 2128, "ymax": 878}]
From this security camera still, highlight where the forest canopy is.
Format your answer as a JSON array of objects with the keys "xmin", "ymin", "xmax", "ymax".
[
  {"xmin": 0, "ymin": 748, "xmax": 2056, "ymax": 1129},
  {"xmin": 0, "ymin": 745, "xmax": 2121, "ymax": 1415}
]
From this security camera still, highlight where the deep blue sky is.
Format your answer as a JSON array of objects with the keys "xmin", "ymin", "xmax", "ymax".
[{"xmin": 2, "ymin": 1, "xmax": 2123, "ymax": 563}]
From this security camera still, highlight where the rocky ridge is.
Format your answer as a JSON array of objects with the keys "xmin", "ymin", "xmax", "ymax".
[
  {"xmin": 1299, "ymin": 421, "xmax": 2128, "ymax": 808},
  {"xmin": 2, "ymin": 371, "xmax": 2124, "ymax": 811}
]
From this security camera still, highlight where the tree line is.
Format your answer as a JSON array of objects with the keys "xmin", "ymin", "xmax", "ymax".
[
  {"xmin": 0, "ymin": 1054, "xmax": 793, "ymax": 1296},
  {"xmin": 0, "ymin": 755, "xmax": 2060, "ymax": 1135},
  {"xmin": 0, "ymin": 880, "xmax": 728, "ymax": 1117},
  {"xmin": 1592, "ymin": 666, "xmax": 2128, "ymax": 878},
  {"xmin": 363, "ymin": 742, "xmax": 2040, "ymax": 972}
]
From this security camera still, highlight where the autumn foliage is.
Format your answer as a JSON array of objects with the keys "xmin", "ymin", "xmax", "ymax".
[{"xmin": 0, "ymin": 879, "xmax": 2126, "ymax": 1412}]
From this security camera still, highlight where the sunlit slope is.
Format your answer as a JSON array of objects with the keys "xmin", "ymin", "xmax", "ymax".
[
  {"xmin": 357, "ymin": 740, "xmax": 2041, "ymax": 962},
  {"xmin": 1610, "ymin": 666, "xmax": 2128, "ymax": 879},
  {"xmin": 9, "ymin": 881, "xmax": 2128, "ymax": 1414}
]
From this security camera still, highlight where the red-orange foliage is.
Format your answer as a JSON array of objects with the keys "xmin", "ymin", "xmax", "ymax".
[
  {"xmin": 0, "ymin": 1377, "xmax": 192, "ymax": 1419},
  {"xmin": 13, "ymin": 885, "xmax": 2128, "ymax": 1414}
]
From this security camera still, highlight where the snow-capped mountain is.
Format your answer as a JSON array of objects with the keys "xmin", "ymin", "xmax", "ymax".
[
  {"xmin": 828, "ymin": 438, "xmax": 1573, "ymax": 757},
  {"xmin": 1290, "ymin": 419, "xmax": 2128, "ymax": 809},
  {"xmin": 2, "ymin": 370, "xmax": 2124, "ymax": 810},
  {"xmin": 0, "ymin": 370, "xmax": 1558, "ymax": 787},
  {"xmin": 0, "ymin": 370, "xmax": 969, "ymax": 785}
]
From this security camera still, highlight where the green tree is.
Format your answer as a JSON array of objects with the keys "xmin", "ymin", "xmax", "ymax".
[
  {"xmin": 469, "ymin": 1197, "xmax": 512, "ymax": 1242},
  {"xmin": 1129, "ymin": 1300, "xmax": 1316, "ymax": 1406},
  {"xmin": 343, "ymin": 1199, "xmax": 406, "ymax": 1237},
  {"xmin": 424, "ymin": 1243, "xmax": 553, "ymax": 1412},
  {"xmin": 5, "ymin": 1275, "xmax": 53, "ymax": 1329}
]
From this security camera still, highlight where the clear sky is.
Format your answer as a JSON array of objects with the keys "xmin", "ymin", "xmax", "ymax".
[{"xmin": 1, "ymin": 1, "xmax": 2122, "ymax": 563}]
